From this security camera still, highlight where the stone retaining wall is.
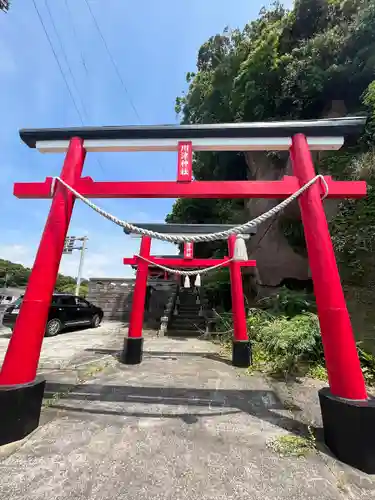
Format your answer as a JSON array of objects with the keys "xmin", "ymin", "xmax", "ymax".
[
  {"xmin": 87, "ymin": 277, "xmax": 176, "ymax": 327},
  {"xmin": 87, "ymin": 278, "xmax": 135, "ymax": 321}
]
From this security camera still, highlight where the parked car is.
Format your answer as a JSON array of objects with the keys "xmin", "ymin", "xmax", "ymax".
[{"xmin": 2, "ymin": 293, "xmax": 103, "ymax": 337}]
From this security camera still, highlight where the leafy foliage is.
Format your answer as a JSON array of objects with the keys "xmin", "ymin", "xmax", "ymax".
[
  {"xmin": 202, "ymin": 268, "xmax": 232, "ymax": 310},
  {"xmin": 256, "ymin": 287, "xmax": 316, "ymax": 317},
  {"xmin": 358, "ymin": 344, "xmax": 375, "ymax": 385},
  {"xmin": 0, "ymin": 1, "xmax": 10, "ymax": 12},
  {"xmin": 260, "ymin": 313, "xmax": 323, "ymax": 374},
  {"xmin": 216, "ymin": 288, "xmax": 375, "ymax": 383},
  {"xmin": 0, "ymin": 258, "xmax": 87, "ymax": 294},
  {"xmin": 167, "ymin": 0, "xmax": 375, "ymax": 289}
]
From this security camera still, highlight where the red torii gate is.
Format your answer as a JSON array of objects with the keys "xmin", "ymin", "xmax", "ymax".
[
  {"xmin": 122, "ymin": 239, "xmax": 257, "ymax": 366},
  {"xmin": 0, "ymin": 117, "xmax": 374, "ymax": 473}
]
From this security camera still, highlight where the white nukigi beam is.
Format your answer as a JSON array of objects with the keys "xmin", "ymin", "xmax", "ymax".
[{"xmin": 35, "ymin": 136, "xmax": 344, "ymax": 153}]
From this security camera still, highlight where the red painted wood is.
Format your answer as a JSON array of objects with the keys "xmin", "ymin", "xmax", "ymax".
[
  {"xmin": 128, "ymin": 236, "xmax": 151, "ymax": 339},
  {"xmin": 0, "ymin": 138, "xmax": 86, "ymax": 385},
  {"xmin": 228, "ymin": 235, "xmax": 248, "ymax": 342},
  {"xmin": 177, "ymin": 141, "xmax": 192, "ymax": 182},
  {"xmin": 291, "ymin": 134, "xmax": 367, "ymax": 400},
  {"xmin": 184, "ymin": 242, "xmax": 194, "ymax": 259},
  {"xmin": 13, "ymin": 176, "xmax": 366, "ymax": 199},
  {"xmin": 123, "ymin": 257, "xmax": 257, "ymax": 268}
]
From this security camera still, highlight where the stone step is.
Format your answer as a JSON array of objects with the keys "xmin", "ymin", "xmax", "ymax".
[
  {"xmin": 168, "ymin": 322, "xmax": 205, "ymax": 331},
  {"xmin": 175, "ymin": 313, "xmax": 202, "ymax": 319},
  {"xmin": 167, "ymin": 322, "xmax": 202, "ymax": 329},
  {"xmin": 172, "ymin": 310, "xmax": 200, "ymax": 315},
  {"xmin": 169, "ymin": 318, "xmax": 204, "ymax": 325},
  {"xmin": 176, "ymin": 310, "xmax": 203, "ymax": 314},
  {"xmin": 165, "ymin": 330, "xmax": 201, "ymax": 337}
]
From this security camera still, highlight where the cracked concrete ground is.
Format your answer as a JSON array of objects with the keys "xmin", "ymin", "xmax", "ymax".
[{"xmin": 0, "ymin": 328, "xmax": 375, "ymax": 500}]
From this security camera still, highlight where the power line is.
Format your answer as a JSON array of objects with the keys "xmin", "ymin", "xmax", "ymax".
[
  {"xmin": 33, "ymin": 0, "xmax": 107, "ymax": 176},
  {"xmin": 32, "ymin": 0, "xmax": 84, "ymax": 125},
  {"xmin": 64, "ymin": 0, "xmax": 88, "ymax": 75},
  {"xmin": 83, "ymin": 0, "xmax": 142, "ymax": 124},
  {"xmin": 44, "ymin": 0, "xmax": 88, "ymax": 122}
]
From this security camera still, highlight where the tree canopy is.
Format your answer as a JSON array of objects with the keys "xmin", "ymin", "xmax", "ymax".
[
  {"xmin": 0, "ymin": 258, "xmax": 88, "ymax": 295},
  {"xmin": 168, "ymin": 0, "xmax": 375, "ymax": 286},
  {"xmin": 0, "ymin": 1, "xmax": 9, "ymax": 12}
]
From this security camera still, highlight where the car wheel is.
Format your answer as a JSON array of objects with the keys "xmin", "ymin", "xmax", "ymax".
[
  {"xmin": 45, "ymin": 318, "xmax": 62, "ymax": 337},
  {"xmin": 91, "ymin": 314, "xmax": 101, "ymax": 328}
]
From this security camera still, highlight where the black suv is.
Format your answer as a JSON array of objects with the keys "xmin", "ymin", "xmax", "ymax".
[{"xmin": 2, "ymin": 293, "xmax": 103, "ymax": 337}]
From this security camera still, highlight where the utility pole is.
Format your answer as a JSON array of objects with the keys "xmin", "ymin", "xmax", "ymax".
[
  {"xmin": 63, "ymin": 235, "xmax": 88, "ymax": 296},
  {"xmin": 75, "ymin": 237, "xmax": 87, "ymax": 296},
  {"xmin": 4, "ymin": 269, "xmax": 11, "ymax": 289}
]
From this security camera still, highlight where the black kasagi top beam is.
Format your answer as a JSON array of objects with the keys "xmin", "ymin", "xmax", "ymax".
[{"xmin": 19, "ymin": 116, "xmax": 366, "ymax": 148}]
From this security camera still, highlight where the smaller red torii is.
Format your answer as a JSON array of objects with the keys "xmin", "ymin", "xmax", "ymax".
[{"xmin": 122, "ymin": 237, "xmax": 257, "ymax": 367}]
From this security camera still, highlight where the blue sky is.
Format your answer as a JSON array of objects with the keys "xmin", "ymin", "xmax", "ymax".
[{"xmin": 0, "ymin": 0, "xmax": 292, "ymax": 279}]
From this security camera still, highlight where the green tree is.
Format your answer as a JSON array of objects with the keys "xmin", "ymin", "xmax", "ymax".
[
  {"xmin": 0, "ymin": 1, "xmax": 10, "ymax": 12},
  {"xmin": 0, "ymin": 258, "xmax": 88, "ymax": 294},
  {"xmin": 168, "ymin": 0, "xmax": 375, "ymax": 287}
]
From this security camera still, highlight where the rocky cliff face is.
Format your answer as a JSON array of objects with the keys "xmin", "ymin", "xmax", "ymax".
[
  {"xmin": 244, "ymin": 151, "xmax": 309, "ymax": 287},
  {"xmin": 244, "ymin": 102, "xmax": 347, "ymax": 289},
  {"xmin": 244, "ymin": 152, "xmax": 340, "ymax": 289}
]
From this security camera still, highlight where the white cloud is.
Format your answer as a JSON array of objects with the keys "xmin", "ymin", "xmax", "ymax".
[
  {"xmin": 0, "ymin": 234, "xmax": 178, "ymax": 281},
  {"xmin": 60, "ymin": 251, "xmax": 111, "ymax": 279},
  {"xmin": 0, "ymin": 244, "xmax": 33, "ymax": 267}
]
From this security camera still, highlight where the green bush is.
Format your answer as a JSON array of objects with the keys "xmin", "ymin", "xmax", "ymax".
[
  {"xmin": 358, "ymin": 345, "xmax": 375, "ymax": 386},
  {"xmin": 215, "ymin": 287, "xmax": 375, "ymax": 384},
  {"xmin": 256, "ymin": 287, "xmax": 316, "ymax": 318},
  {"xmin": 215, "ymin": 311, "xmax": 233, "ymax": 344},
  {"xmin": 246, "ymin": 308, "xmax": 274, "ymax": 341},
  {"xmin": 203, "ymin": 268, "xmax": 232, "ymax": 311},
  {"xmin": 260, "ymin": 313, "xmax": 324, "ymax": 375},
  {"xmin": 246, "ymin": 310, "xmax": 375, "ymax": 384}
]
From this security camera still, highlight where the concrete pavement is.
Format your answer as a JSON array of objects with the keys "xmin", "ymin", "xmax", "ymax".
[
  {"xmin": 0, "ymin": 321, "xmax": 126, "ymax": 370},
  {"xmin": 0, "ymin": 332, "xmax": 375, "ymax": 499}
]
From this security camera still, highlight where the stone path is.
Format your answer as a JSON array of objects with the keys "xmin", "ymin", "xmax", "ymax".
[{"xmin": 0, "ymin": 334, "xmax": 375, "ymax": 499}]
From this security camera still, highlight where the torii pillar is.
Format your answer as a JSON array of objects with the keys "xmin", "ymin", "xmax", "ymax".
[{"xmin": 291, "ymin": 135, "xmax": 375, "ymax": 473}]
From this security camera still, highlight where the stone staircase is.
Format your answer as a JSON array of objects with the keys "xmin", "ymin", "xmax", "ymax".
[{"xmin": 167, "ymin": 288, "xmax": 206, "ymax": 336}]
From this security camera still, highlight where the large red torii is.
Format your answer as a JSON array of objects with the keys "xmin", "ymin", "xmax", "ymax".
[{"xmin": 0, "ymin": 117, "xmax": 374, "ymax": 473}]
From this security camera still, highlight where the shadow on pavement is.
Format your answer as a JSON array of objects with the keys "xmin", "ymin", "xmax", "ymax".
[
  {"xmin": 84, "ymin": 348, "xmax": 233, "ymax": 366},
  {"xmin": 45, "ymin": 381, "xmax": 322, "ymax": 444},
  {"xmin": 85, "ymin": 348, "xmax": 121, "ymax": 355}
]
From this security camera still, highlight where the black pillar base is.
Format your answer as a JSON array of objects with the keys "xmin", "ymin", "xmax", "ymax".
[
  {"xmin": 232, "ymin": 340, "xmax": 252, "ymax": 368},
  {"xmin": 120, "ymin": 337, "xmax": 144, "ymax": 365},
  {"xmin": 0, "ymin": 376, "xmax": 45, "ymax": 446},
  {"xmin": 319, "ymin": 387, "xmax": 375, "ymax": 474}
]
